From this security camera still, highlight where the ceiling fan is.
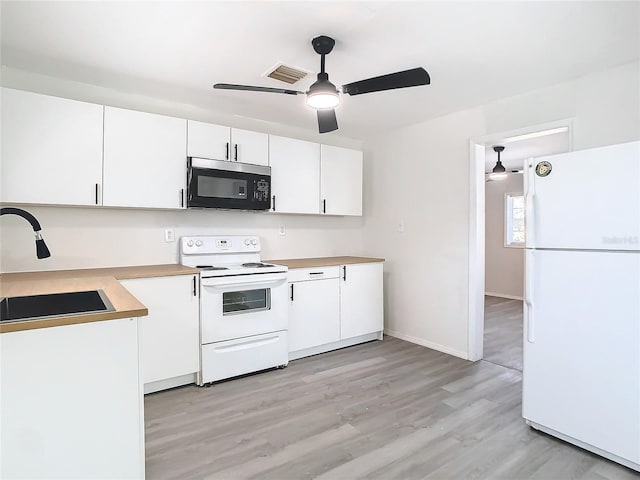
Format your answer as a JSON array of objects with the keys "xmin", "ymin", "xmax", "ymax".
[{"xmin": 213, "ymin": 35, "xmax": 431, "ymax": 134}]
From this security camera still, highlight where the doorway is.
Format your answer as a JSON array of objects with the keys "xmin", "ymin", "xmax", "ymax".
[{"xmin": 467, "ymin": 121, "xmax": 572, "ymax": 363}]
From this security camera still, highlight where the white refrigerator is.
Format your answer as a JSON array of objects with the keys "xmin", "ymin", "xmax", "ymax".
[{"xmin": 522, "ymin": 141, "xmax": 640, "ymax": 471}]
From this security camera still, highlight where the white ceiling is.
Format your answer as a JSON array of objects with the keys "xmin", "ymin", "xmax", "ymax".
[
  {"xmin": 484, "ymin": 130, "xmax": 571, "ymax": 172},
  {"xmin": 2, "ymin": 1, "xmax": 639, "ymax": 140}
]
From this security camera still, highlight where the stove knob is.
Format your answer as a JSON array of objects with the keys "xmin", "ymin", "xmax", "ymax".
[
  {"xmin": 196, "ymin": 240, "xmax": 203, "ymax": 247},
  {"xmin": 187, "ymin": 240, "xmax": 194, "ymax": 247},
  {"xmin": 244, "ymin": 239, "xmax": 251, "ymax": 246},
  {"xmin": 251, "ymin": 239, "xmax": 257, "ymax": 246}
]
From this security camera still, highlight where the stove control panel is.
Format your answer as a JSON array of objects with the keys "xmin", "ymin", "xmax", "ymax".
[{"xmin": 181, "ymin": 235, "xmax": 261, "ymax": 254}]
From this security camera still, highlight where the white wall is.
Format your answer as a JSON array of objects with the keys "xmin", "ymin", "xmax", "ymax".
[
  {"xmin": 1, "ymin": 206, "xmax": 364, "ymax": 273},
  {"xmin": 2, "ymin": 61, "xmax": 639, "ymax": 359},
  {"xmin": 0, "ymin": 67, "xmax": 365, "ymax": 273},
  {"xmin": 362, "ymin": 60, "xmax": 640, "ymax": 359},
  {"xmin": 484, "ymin": 175, "xmax": 524, "ymax": 299}
]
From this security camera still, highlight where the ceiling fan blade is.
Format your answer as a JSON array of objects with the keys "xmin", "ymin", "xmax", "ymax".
[
  {"xmin": 342, "ymin": 67, "xmax": 430, "ymax": 96},
  {"xmin": 213, "ymin": 83, "xmax": 304, "ymax": 96},
  {"xmin": 317, "ymin": 109, "xmax": 338, "ymax": 134}
]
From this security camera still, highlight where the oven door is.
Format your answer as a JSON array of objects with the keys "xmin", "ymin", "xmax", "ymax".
[
  {"xmin": 200, "ymin": 272, "xmax": 288, "ymax": 344},
  {"xmin": 187, "ymin": 157, "xmax": 271, "ymax": 210}
]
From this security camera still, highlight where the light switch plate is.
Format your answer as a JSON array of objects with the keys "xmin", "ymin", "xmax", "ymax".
[{"xmin": 279, "ymin": 225, "xmax": 286, "ymax": 236}]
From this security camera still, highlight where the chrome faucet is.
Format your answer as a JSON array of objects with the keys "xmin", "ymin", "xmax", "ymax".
[{"xmin": 0, "ymin": 207, "xmax": 51, "ymax": 259}]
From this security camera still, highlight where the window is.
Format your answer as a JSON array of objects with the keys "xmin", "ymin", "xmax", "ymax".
[{"xmin": 505, "ymin": 194, "xmax": 525, "ymax": 247}]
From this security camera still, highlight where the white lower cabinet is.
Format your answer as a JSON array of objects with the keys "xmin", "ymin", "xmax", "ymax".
[
  {"xmin": 288, "ymin": 269, "xmax": 341, "ymax": 353},
  {"xmin": 0, "ymin": 318, "xmax": 145, "ymax": 479},
  {"xmin": 287, "ymin": 262, "xmax": 384, "ymax": 359},
  {"xmin": 340, "ymin": 262, "xmax": 384, "ymax": 339},
  {"xmin": 120, "ymin": 275, "xmax": 200, "ymax": 392}
]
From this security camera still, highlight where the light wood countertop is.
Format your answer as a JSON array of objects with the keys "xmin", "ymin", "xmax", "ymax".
[
  {"xmin": 0, "ymin": 264, "xmax": 198, "ymax": 333},
  {"xmin": 264, "ymin": 256, "xmax": 385, "ymax": 269}
]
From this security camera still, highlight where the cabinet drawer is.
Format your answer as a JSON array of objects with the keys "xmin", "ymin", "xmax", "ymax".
[{"xmin": 287, "ymin": 266, "xmax": 340, "ymax": 282}]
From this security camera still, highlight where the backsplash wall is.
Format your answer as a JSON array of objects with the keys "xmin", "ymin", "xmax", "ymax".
[{"xmin": 0, "ymin": 206, "xmax": 365, "ymax": 273}]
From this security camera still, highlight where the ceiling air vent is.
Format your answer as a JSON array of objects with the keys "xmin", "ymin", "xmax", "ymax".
[{"xmin": 266, "ymin": 63, "xmax": 309, "ymax": 85}]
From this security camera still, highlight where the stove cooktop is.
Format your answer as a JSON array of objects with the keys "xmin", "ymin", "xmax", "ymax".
[{"xmin": 180, "ymin": 235, "xmax": 287, "ymax": 277}]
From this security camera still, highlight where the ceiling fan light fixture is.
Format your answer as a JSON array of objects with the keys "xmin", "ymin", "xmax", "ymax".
[
  {"xmin": 489, "ymin": 171, "xmax": 508, "ymax": 180},
  {"xmin": 306, "ymin": 73, "xmax": 340, "ymax": 109},
  {"xmin": 490, "ymin": 145, "xmax": 507, "ymax": 181},
  {"xmin": 307, "ymin": 91, "xmax": 340, "ymax": 109}
]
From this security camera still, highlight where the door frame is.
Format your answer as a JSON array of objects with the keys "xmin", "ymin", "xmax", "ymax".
[{"xmin": 467, "ymin": 118, "xmax": 574, "ymax": 361}]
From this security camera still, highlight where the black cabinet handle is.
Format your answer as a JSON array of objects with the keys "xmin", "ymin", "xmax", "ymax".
[
  {"xmin": 180, "ymin": 188, "xmax": 184, "ymax": 208},
  {"xmin": 343, "ymin": 266, "xmax": 347, "ymax": 281},
  {"xmin": 192, "ymin": 276, "xmax": 197, "ymax": 297},
  {"xmin": 290, "ymin": 283, "xmax": 294, "ymax": 301},
  {"xmin": 95, "ymin": 184, "xmax": 99, "ymax": 205},
  {"xmin": 272, "ymin": 195, "xmax": 276, "ymax": 212},
  {"xmin": 225, "ymin": 142, "xmax": 229, "ymax": 160},
  {"xmin": 309, "ymin": 272, "xmax": 324, "ymax": 276},
  {"xmin": 322, "ymin": 199, "xmax": 326, "ymax": 214},
  {"xmin": 234, "ymin": 144, "xmax": 238, "ymax": 161}
]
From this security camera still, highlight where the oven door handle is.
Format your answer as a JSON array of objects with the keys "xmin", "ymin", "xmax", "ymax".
[{"xmin": 201, "ymin": 275, "xmax": 287, "ymax": 290}]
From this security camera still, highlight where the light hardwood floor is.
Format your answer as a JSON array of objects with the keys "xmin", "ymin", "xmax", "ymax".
[
  {"xmin": 484, "ymin": 296, "xmax": 523, "ymax": 371},
  {"xmin": 145, "ymin": 337, "xmax": 636, "ymax": 479}
]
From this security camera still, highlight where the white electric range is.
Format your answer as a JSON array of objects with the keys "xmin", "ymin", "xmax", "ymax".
[{"xmin": 180, "ymin": 235, "xmax": 289, "ymax": 385}]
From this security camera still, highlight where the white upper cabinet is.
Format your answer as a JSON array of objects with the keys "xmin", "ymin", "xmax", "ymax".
[
  {"xmin": 269, "ymin": 135, "xmax": 320, "ymax": 214},
  {"xmin": 320, "ymin": 145, "xmax": 363, "ymax": 216},
  {"xmin": 1, "ymin": 88, "xmax": 104, "ymax": 206},
  {"xmin": 231, "ymin": 128, "xmax": 269, "ymax": 166},
  {"xmin": 187, "ymin": 120, "xmax": 268, "ymax": 166},
  {"xmin": 187, "ymin": 120, "xmax": 230, "ymax": 160},
  {"xmin": 103, "ymin": 107, "xmax": 187, "ymax": 209}
]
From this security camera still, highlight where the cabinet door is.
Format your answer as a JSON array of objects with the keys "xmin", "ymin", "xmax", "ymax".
[
  {"xmin": 120, "ymin": 275, "xmax": 200, "ymax": 384},
  {"xmin": 231, "ymin": 128, "xmax": 269, "ymax": 166},
  {"xmin": 187, "ymin": 120, "xmax": 231, "ymax": 161},
  {"xmin": 289, "ymin": 278, "xmax": 340, "ymax": 352},
  {"xmin": 340, "ymin": 262, "xmax": 384, "ymax": 339},
  {"xmin": 269, "ymin": 135, "xmax": 320, "ymax": 214},
  {"xmin": 1, "ymin": 88, "xmax": 104, "ymax": 206},
  {"xmin": 320, "ymin": 145, "xmax": 363, "ymax": 216},
  {"xmin": 1, "ymin": 318, "xmax": 144, "ymax": 479},
  {"xmin": 103, "ymin": 107, "xmax": 187, "ymax": 209}
]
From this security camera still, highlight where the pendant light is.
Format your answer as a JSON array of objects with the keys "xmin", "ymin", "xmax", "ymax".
[{"xmin": 489, "ymin": 145, "xmax": 507, "ymax": 180}]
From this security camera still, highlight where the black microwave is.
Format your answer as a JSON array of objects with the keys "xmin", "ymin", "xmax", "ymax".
[{"xmin": 187, "ymin": 157, "xmax": 271, "ymax": 210}]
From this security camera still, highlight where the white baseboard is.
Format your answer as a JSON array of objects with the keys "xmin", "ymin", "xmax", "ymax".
[
  {"xmin": 144, "ymin": 373, "xmax": 197, "ymax": 394},
  {"xmin": 289, "ymin": 332, "xmax": 381, "ymax": 361},
  {"xmin": 384, "ymin": 329, "xmax": 469, "ymax": 360},
  {"xmin": 485, "ymin": 292, "xmax": 524, "ymax": 301}
]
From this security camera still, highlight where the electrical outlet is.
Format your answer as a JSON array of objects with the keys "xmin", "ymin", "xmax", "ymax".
[
  {"xmin": 164, "ymin": 228, "xmax": 175, "ymax": 243},
  {"xmin": 279, "ymin": 225, "xmax": 286, "ymax": 236},
  {"xmin": 398, "ymin": 221, "xmax": 405, "ymax": 233}
]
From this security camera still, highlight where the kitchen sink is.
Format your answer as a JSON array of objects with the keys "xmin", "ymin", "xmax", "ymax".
[{"xmin": 0, "ymin": 290, "xmax": 115, "ymax": 323}]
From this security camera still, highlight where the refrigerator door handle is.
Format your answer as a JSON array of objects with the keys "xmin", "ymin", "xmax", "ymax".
[
  {"xmin": 525, "ymin": 249, "xmax": 535, "ymax": 343},
  {"xmin": 524, "ymin": 158, "xmax": 536, "ymax": 248}
]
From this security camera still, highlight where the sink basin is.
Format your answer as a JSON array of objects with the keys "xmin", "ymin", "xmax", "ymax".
[{"xmin": 0, "ymin": 290, "xmax": 115, "ymax": 323}]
